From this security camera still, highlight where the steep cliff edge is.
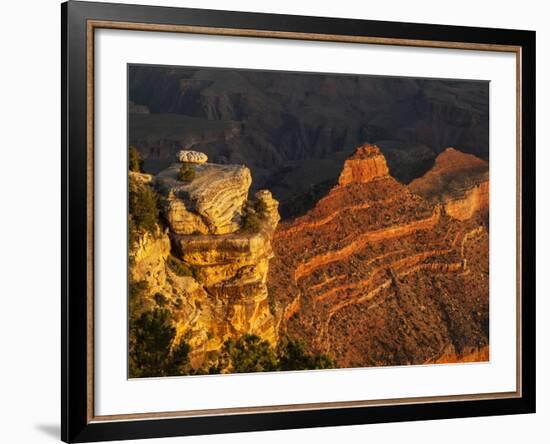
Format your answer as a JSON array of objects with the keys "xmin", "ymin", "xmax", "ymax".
[
  {"xmin": 337, "ymin": 144, "xmax": 390, "ymax": 185},
  {"xmin": 409, "ymin": 147, "xmax": 489, "ymax": 221},
  {"xmin": 129, "ymin": 153, "xmax": 279, "ymax": 372},
  {"xmin": 269, "ymin": 144, "xmax": 489, "ymax": 368}
]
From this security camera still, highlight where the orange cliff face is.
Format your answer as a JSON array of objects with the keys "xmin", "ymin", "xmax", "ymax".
[
  {"xmin": 268, "ymin": 144, "xmax": 489, "ymax": 368},
  {"xmin": 409, "ymin": 147, "xmax": 489, "ymax": 221},
  {"xmin": 337, "ymin": 144, "xmax": 390, "ymax": 185},
  {"xmin": 445, "ymin": 181, "xmax": 489, "ymax": 221}
]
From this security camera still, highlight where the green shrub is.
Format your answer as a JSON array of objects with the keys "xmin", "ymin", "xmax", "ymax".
[
  {"xmin": 167, "ymin": 255, "xmax": 194, "ymax": 278},
  {"xmin": 166, "ymin": 342, "xmax": 192, "ymax": 377},
  {"xmin": 178, "ymin": 163, "xmax": 196, "ymax": 182},
  {"xmin": 129, "ymin": 182, "xmax": 159, "ymax": 238},
  {"xmin": 129, "ymin": 146, "xmax": 144, "ymax": 172},
  {"xmin": 242, "ymin": 212, "xmax": 262, "ymax": 233},
  {"xmin": 241, "ymin": 199, "xmax": 270, "ymax": 233},
  {"xmin": 215, "ymin": 334, "xmax": 334, "ymax": 374},
  {"xmin": 129, "ymin": 280, "xmax": 148, "ymax": 300},
  {"xmin": 222, "ymin": 334, "xmax": 278, "ymax": 373},
  {"xmin": 277, "ymin": 337, "xmax": 334, "ymax": 371},
  {"xmin": 128, "ymin": 280, "xmax": 148, "ymax": 315},
  {"xmin": 129, "ymin": 307, "xmax": 191, "ymax": 378},
  {"xmin": 154, "ymin": 292, "xmax": 167, "ymax": 306},
  {"xmin": 255, "ymin": 199, "xmax": 268, "ymax": 215}
]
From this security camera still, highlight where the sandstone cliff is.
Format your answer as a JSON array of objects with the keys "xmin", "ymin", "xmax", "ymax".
[
  {"xmin": 129, "ymin": 153, "xmax": 279, "ymax": 370},
  {"xmin": 409, "ymin": 147, "xmax": 489, "ymax": 221},
  {"xmin": 338, "ymin": 144, "xmax": 390, "ymax": 185},
  {"xmin": 269, "ymin": 144, "xmax": 489, "ymax": 368},
  {"xmin": 156, "ymin": 161, "xmax": 252, "ymax": 235}
]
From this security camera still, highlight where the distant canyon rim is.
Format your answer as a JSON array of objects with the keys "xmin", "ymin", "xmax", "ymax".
[{"xmin": 129, "ymin": 65, "xmax": 488, "ymax": 219}]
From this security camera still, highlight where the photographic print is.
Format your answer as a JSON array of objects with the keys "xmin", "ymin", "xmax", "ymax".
[{"xmin": 127, "ymin": 64, "xmax": 489, "ymax": 378}]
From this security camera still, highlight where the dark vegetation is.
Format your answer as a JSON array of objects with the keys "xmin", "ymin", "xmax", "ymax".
[
  {"xmin": 268, "ymin": 294, "xmax": 277, "ymax": 315},
  {"xmin": 128, "ymin": 178, "xmax": 160, "ymax": 246},
  {"xmin": 277, "ymin": 336, "xmax": 334, "ymax": 370},
  {"xmin": 129, "ymin": 320, "xmax": 334, "ymax": 377},
  {"xmin": 241, "ymin": 198, "xmax": 270, "ymax": 233},
  {"xmin": 167, "ymin": 255, "xmax": 195, "ymax": 278},
  {"xmin": 216, "ymin": 335, "xmax": 278, "ymax": 373},
  {"xmin": 254, "ymin": 199, "xmax": 268, "ymax": 215},
  {"xmin": 129, "ymin": 146, "xmax": 144, "ymax": 172},
  {"xmin": 128, "ymin": 279, "xmax": 148, "ymax": 317},
  {"xmin": 129, "ymin": 307, "xmax": 191, "ymax": 378},
  {"xmin": 242, "ymin": 212, "xmax": 262, "ymax": 233},
  {"xmin": 209, "ymin": 334, "xmax": 334, "ymax": 374},
  {"xmin": 177, "ymin": 163, "xmax": 196, "ymax": 182}
]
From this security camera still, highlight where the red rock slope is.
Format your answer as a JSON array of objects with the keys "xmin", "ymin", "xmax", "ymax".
[
  {"xmin": 409, "ymin": 147, "xmax": 489, "ymax": 221},
  {"xmin": 268, "ymin": 144, "xmax": 489, "ymax": 368}
]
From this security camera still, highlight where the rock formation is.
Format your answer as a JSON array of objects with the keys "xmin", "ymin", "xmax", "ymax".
[
  {"xmin": 268, "ymin": 144, "xmax": 489, "ymax": 368},
  {"xmin": 338, "ymin": 145, "xmax": 390, "ymax": 185},
  {"xmin": 130, "ymin": 142, "xmax": 490, "ymax": 372},
  {"xmin": 156, "ymin": 162, "xmax": 252, "ymax": 235},
  {"xmin": 409, "ymin": 147, "xmax": 489, "ymax": 220},
  {"xmin": 129, "ymin": 154, "xmax": 279, "ymax": 369},
  {"xmin": 444, "ymin": 181, "xmax": 489, "ymax": 221},
  {"xmin": 129, "ymin": 66, "xmax": 489, "ymax": 218},
  {"xmin": 178, "ymin": 150, "xmax": 208, "ymax": 164}
]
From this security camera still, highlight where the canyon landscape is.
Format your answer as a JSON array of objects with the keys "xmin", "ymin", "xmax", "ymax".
[{"xmin": 128, "ymin": 65, "xmax": 489, "ymax": 377}]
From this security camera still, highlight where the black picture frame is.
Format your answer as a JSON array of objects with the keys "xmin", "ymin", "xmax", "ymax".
[{"xmin": 61, "ymin": 1, "xmax": 536, "ymax": 442}]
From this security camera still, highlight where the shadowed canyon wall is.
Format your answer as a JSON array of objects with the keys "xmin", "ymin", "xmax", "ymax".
[{"xmin": 129, "ymin": 65, "xmax": 489, "ymax": 219}]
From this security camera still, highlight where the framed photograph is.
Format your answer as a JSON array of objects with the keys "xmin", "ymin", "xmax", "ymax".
[{"xmin": 61, "ymin": 1, "xmax": 535, "ymax": 442}]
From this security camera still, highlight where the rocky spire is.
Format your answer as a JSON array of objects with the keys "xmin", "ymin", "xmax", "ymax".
[{"xmin": 337, "ymin": 144, "xmax": 389, "ymax": 186}]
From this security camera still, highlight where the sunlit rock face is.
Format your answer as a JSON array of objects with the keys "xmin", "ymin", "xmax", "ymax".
[
  {"xmin": 337, "ymin": 144, "xmax": 390, "ymax": 185},
  {"xmin": 269, "ymin": 144, "xmax": 489, "ymax": 368},
  {"xmin": 409, "ymin": 147, "xmax": 489, "ymax": 221},
  {"xmin": 131, "ymin": 153, "xmax": 279, "ymax": 368},
  {"xmin": 444, "ymin": 181, "xmax": 489, "ymax": 221},
  {"xmin": 130, "ymin": 142, "xmax": 490, "ymax": 371},
  {"xmin": 156, "ymin": 162, "xmax": 252, "ymax": 235}
]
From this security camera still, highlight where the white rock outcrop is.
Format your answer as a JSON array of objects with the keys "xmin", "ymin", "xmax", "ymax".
[
  {"xmin": 178, "ymin": 150, "xmax": 208, "ymax": 164},
  {"xmin": 156, "ymin": 155, "xmax": 252, "ymax": 235}
]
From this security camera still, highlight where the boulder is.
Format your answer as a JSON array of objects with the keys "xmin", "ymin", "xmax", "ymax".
[{"xmin": 178, "ymin": 150, "xmax": 208, "ymax": 164}]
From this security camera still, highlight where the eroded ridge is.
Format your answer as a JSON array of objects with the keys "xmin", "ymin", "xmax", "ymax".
[
  {"xmin": 130, "ymin": 153, "xmax": 281, "ymax": 370},
  {"xmin": 268, "ymin": 144, "xmax": 489, "ymax": 368}
]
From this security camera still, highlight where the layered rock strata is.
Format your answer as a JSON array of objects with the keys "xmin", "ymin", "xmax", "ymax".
[
  {"xmin": 268, "ymin": 144, "xmax": 489, "ymax": 368},
  {"xmin": 337, "ymin": 144, "xmax": 390, "ymax": 185},
  {"xmin": 409, "ymin": 147, "xmax": 489, "ymax": 220},
  {"xmin": 130, "ymin": 155, "xmax": 279, "ymax": 368},
  {"xmin": 156, "ymin": 162, "xmax": 252, "ymax": 235}
]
